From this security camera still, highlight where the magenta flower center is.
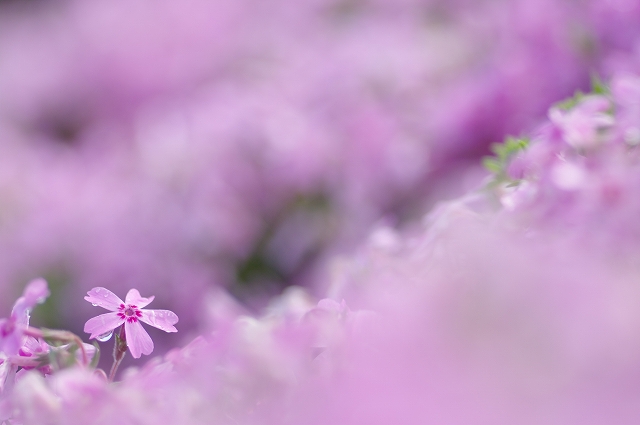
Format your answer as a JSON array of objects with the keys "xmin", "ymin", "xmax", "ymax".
[{"xmin": 117, "ymin": 304, "xmax": 142, "ymax": 323}]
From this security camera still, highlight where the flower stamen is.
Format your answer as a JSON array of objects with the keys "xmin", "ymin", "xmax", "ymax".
[{"xmin": 117, "ymin": 304, "xmax": 143, "ymax": 323}]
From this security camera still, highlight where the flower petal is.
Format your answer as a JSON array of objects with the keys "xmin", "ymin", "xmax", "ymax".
[
  {"xmin": 82, "ymin": 343, "xmax": 96, "ymax": 360},
  {"xmin": 124, "ymin": 289, "xmax": 155, "ymax": 309},
  {"xmin": 20, "ymin": 337, "xmax": 43, "ymax": 356},
  {"xmin": 84, "ymin": 312, "xmax": 124, "ymax": 339},
  {"xmin": 11, "ymin": 278, "xmax": 50, "ymax": 325},
  {"xmin": 0, "ymin": 361, "xmax": 10, "ymax": 393},
  {"xmin": 139, "ymin": 310, "xmax": 179, "ymax": 333},
  {"xmin": 125, "ymin": 320, "xmax": 154, "ymax": 359},
  {"xmin": 84, "ymin": 287, "xmax": 124, "ymax": 311}
]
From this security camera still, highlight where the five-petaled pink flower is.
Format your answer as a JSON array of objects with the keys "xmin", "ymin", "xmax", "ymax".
[{"xmin": 84, "ymin": 287, "xmax": 178, "ymax": 358}]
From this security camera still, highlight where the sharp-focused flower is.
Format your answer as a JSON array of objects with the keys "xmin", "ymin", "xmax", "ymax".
[{"xmin": 84, "ymin": 288, "xmax": 178, "ymax": 358}]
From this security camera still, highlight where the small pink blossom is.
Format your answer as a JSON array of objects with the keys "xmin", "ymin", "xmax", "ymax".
[
  {"xmin": 0, "ymin": 279, "xmax": 50, "ymax": 356},
  {"xmin": 84, "ymin": 288, "xmax": 178, "ymax": 358},
  {"xmin": 549, "ymin": 95, "xmax": 614, "ymax": 149},
  {"xmin": 11, "ymin": 338, "xmax": 95, "ymax": 376}
]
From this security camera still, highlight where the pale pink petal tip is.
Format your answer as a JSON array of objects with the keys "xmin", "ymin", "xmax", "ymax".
[
  {"xmin": 125, "ymin": 320, "xmax": 154, "ymax": 359},
  {"xmin": 84, "ymin": 287, "xmax": 125, "ymax": 312},
  {"xmin": 125, "ymin": 288, "xmax": 155, "ymax": 308},
  {"xmin": 10, "ymin": 278, "xmax": 51, "ymax": 323},
  {"xmin": 22, "ymin": 278, "xmax": 49, "ymax": 305},
  {"xmin": 140, "ymin": 310, "xmax": 179, "ymax": 333}
]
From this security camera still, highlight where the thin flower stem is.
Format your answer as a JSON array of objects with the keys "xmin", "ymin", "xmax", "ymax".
[
  {"xmin": 22, "ymin": 326, "xmax": 43, "ymax": 339},
  {"xmin": 109, "ymin": 325, "xmax": 128, "ymax": 382},
  {"xmin": 108, "ymin": 355, "xmax": 124, "ymax": 382},
  {"xmin": 31, "ymin": 327, "xmax": 89, "ymax": 366}
]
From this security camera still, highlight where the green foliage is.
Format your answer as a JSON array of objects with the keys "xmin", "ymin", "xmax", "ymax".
[
  {"xmin": 491, "ymin": 136, "xmax": 529, "ymax": 162},
  {"xmin": 28, "ymin": 267, "xmax": 71, "ymax": 329},
  {"xmin": 483, "ymin": 136, "xmax": 529, "ymax": 184},
  {"xmin": 590, "ymin": 73, "xmax": 609, "ymax": 96},
  {"xmin": 234, "ymin": 192, "xmax": 331, "ymax": 294},
  {"xmin": 555, "ymin": 91, "xmax": 585, "ymax": 111},
  {"xmin": 483, "ymin": 74, "xmax": 612, "ymax": 195},
  {"xmin": 554, "ymin": 73, "xmax": 610, "ymax": 111},
  {"xmin": 482, "ymin": 157, "xmax": 501, "ymax": 174}
]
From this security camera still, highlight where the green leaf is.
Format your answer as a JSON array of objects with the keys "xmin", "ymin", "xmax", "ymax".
[
  {"xmin": 555, "ymin": 90, "xmax": 585, "ymax": 111},
  {"xmin": 485, "ymin": 136, "xmax": 529, "ymax": 172},
  {"xmin": 482, "ymin": 157, "xmax": 502, "ymax": 174},
  {"xmin": 591, "ymin": 73, "xmax": 609, "ymax": 95}
]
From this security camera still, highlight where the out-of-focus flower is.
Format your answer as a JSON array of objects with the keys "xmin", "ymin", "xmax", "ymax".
[
  {"xmin": 549, "ymin": 95, "xmax": 614, "ymax": 149},
  {"xmin": 12, "ymin": 337, "xmax": 96, "ymax": 378},
  {"xmin": 0, "ymin": 0, "xmax": 638, "ymax": 333},
  {"xmin": 8, "ymin": 2, "xmax": 640, "ymax": 424},
  {"xmin": 0, "ymin": 278, "xmax": 49, "ymax": 356},
  {"xmin": 84, "ymin": 287, "xmax": 178, "ymax": 358}
]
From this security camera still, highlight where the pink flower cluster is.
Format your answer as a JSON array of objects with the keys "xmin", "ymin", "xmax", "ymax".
[
  {"xmin": 3, "ymin": 0, "xmax": 640, "ymax": 424},
  {"xmin": 3, "ymin": 74, "xmax": 640, "ymax": 422},
  {"xmin": 0, "ymin": 0, "xmax": 639, "ymax": 336}
]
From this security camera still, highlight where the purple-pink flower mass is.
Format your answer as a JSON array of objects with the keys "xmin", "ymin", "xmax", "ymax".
[{"xmin": 4, "ymin": 0, "xmax": 640, "ymax": 423}]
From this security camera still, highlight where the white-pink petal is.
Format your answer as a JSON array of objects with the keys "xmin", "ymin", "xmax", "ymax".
[
  {"xmin": 125, "ymin": 320, "xmax": 154, "ymax": 359},
  {"xmin": 84, "ymin": 312, "xmax": 124, "ymax": 339},
  {"xmin": 139, "ymin": 310, "xmax": 179, "ymax": 333},
  {"xmin": 84, "ymin": 287, "xmax": 125, "ymax": 312},
  {"xmin": 124, "ymin": 289, "xmax": 155, "ymax": 308},
  {"xmin": 11, "ymin": 278, "xmax": 49, "ymax": 322},
  {"xmin": 21, "ymin": 336, "xmax": 43, "ymax": 355},
  {"xmin": 0, "ymin": 361, "xmax": 10, "ymax": 393}
]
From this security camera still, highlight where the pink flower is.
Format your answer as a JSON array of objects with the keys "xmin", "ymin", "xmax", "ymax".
[
  {"xmin": 548, "ymin": 95, "xmax": 615, "ymax": 149},
  {"xmin": 0, "ymin": 279, "xmax": 49, "ymax": 397},
  {"xmin": 83, "ymin": 288, "xmax": 178, "ymax": 359},
  {"xmin": 0, "ymin": 278, "xmax": 50, "ymax": 356}
]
